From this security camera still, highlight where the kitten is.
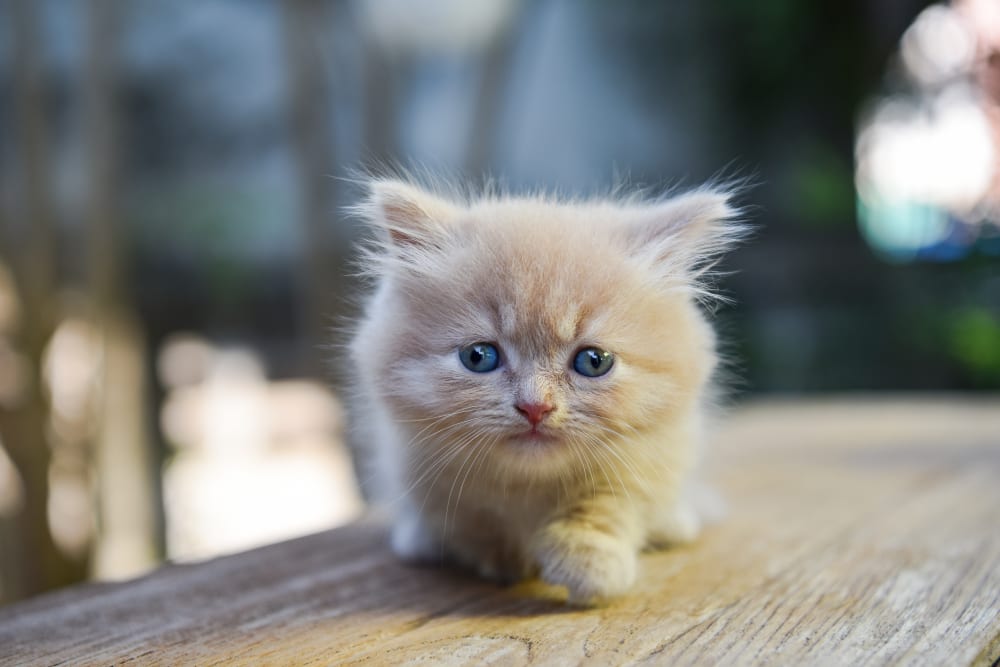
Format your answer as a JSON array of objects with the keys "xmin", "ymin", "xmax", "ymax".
[{"xmin": 349, "ymin": 177, "xmax": 743, "ymax": 604}]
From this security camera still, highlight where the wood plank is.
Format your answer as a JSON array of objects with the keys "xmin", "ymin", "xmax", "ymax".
[{"xmin": 1, "ymin": 397, "xmax": 998, "ymax": 666}]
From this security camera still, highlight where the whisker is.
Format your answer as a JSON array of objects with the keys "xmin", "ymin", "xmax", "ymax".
[
  {"xmin": 416, "ymin": 428, "xmax": 486, "ymax": 514},
  {"xmin": 572, "ymin": 434, "xmax": 619, "ymax": 504},
  {"xmin": 577, "ymin": 431, "xmax": 637, "ymax": 511},
  {"xmin": 453, "ymin": 432, "xmax": 497, "ymax": 522},
  {"xmin": 442, "ymin": 431, "xmax": 487, "ymax": 544}
]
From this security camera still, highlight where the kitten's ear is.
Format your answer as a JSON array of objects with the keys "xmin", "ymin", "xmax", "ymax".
[
  {"xmin": 623, "ymin": 189, "xmax": 744, "ymax": 277},
  {"xmin": 363, "ymin": 179, "xmax": 462, "ymax": 248}
]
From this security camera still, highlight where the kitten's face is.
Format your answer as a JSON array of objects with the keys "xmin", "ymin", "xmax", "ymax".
[{"xmin": 356, "ymin": 183, "xmax": 732, "ymax": 481}]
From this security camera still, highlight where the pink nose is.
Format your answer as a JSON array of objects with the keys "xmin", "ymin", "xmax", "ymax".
[{"xmin": 516, "ymin": 401, "xmax": 554, "ymax": 426}]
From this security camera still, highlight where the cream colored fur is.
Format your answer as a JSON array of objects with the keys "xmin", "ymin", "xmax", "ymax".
[{"xmin": 349, "ymin": 178, "xmax": 742, "ymax": 604}]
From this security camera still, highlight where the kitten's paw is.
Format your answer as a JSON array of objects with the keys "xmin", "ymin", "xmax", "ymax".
[
  {"xmin": 390, "ymin": 512, "xmax": 440, "ymax": 563},
  {"xmin": 532, "ymin": 523, "xmax": 637, "ymax": 605},
  {"xmin": 647, "ymin": 502, "xmax": 702, "ymax": 547},
  {"xmin": 647, "ymin": 484, "xmax": 726, "ymax": 548}
]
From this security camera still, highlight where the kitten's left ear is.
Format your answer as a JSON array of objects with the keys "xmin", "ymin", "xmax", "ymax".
[
  {"xmin": 623, "ymin": 189, "xmax": 744, "ymax": 277},
  {"xmin": 363, "ymin": 179, "xmax": 462, "ymax": 249}
]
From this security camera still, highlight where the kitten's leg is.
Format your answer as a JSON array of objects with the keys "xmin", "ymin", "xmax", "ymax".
[
  {"xmin": 646, "ymin": 482, "xmax": 726, "ymax": 548},
  {"xmin": 529, "ymin": 496, "xmax": 642, "ymax": 605},
  {"xmin": 392, "ymin": 505, "xmax": 530, "ymax": 582},
  {"xmin": 434, "ymin": 506, "xmax": 532, "ymax": 584},
  {"xmin": 447, "ymin": 528, "xmax": 532, "ymax": 585},
  {"xmin": 390, "ymin": 505, "xmax": 441, "ymax": 562},
  {"xmin": 646, "ymin": 499, "xmax": 700, "ymax": 546}
]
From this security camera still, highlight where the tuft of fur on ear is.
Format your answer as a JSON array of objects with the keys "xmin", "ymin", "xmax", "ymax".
[
  {"xmin": 622, "ymin": 188, "xmax": 747, "ymax": 295},
  {"xmin": 363, "ymin": 179, "xmax": 462, "ymax": 249}
]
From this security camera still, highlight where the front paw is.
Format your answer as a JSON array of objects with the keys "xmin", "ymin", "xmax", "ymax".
[
  {"xmin": 647, "ymin": 501, "xmax": 701, "ymax": 547},
  {"xmin": 390, "ymin": 511, "xmax": 440, "ymax": 563},
  {"xmin": 531, "ymin": 523, "xmax": 637, "ymax": 605}
]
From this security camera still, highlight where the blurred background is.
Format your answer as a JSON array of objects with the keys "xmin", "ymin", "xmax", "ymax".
[{"xmin": 1, "ymin": 0, "xmax": 998, "ymax": 605}]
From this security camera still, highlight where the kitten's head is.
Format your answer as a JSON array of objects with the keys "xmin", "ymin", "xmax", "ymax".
[{"xmin": 352, "ymin": 179, "xmax": 743, "ymax": 481}]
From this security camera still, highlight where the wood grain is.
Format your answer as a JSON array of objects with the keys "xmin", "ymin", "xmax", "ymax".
[{"xmin": 2, "ymin": 396, "xmax": 998, "ymax": 666}]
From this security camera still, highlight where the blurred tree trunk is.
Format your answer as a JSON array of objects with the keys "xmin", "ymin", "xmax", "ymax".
[
  {"xmin": 0, "ymin": 0, "xmax": 87, "ymax": 603},
  {"xmin": 361, "ymin": 39, "xmax": 398, "ymax": 172},
  {"xmin": 463, "ymin": 8, "xmax": 522, "ymax": 178},
  {"xmin": 85, "ymin": 0, "xmax": 161, "ymax": 579},
  {"xmin": 282, "ymin": 0, "xmax": 341, "ymax": 376}
]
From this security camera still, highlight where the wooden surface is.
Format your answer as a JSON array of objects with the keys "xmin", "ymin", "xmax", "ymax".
[{"xmin": 2, "ymin": 396, "xmax": 999, "ymax": 666}]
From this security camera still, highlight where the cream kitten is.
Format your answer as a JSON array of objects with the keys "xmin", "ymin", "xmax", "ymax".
[{"xmin": 349, "ymin": 177, "xmax": 743, "ymax": 604}]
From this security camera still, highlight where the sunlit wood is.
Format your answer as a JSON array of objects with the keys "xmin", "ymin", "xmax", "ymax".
[{"xmin": 2, "ymin": 398, "xmax": 997, "ymax": 665}]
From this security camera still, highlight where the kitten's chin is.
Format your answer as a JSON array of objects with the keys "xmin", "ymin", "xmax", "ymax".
[{"xmin": 493, "ymin": 429, "xmax": 575, "ymax": 478}]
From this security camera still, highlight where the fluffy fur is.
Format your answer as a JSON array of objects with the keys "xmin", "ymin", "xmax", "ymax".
[{"xmin": 349, "ymin": 177, "xmax": 743, "ymax": 604}]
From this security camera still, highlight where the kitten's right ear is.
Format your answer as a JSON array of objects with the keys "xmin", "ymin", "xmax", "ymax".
[
  {"xmin": 622, "ymin": 188, "xmax": 746, "ymax": 280},
  {"xmin": 363, "ymin": 179, "xmax": 461, "ymax": 249}
]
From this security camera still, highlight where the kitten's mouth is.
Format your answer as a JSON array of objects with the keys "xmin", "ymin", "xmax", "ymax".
[{"xmin": 513, "ymin": 427, "xmax": 558, "ymax": 444}]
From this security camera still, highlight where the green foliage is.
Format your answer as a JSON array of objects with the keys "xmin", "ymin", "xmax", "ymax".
[
  {"xmin": 134, "ymin": 185, "xmax": 287, "ymax": 253},
  {"xmin": 787, "ymin": 140, "xmax": 855, "ymax": 228},
  {"xmin": 949, "ymin": 308, "xmax": 1000, "ymax": 386}
]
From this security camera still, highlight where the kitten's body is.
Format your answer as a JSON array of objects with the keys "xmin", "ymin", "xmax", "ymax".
[{"xmin": 350, "ymin": 179, "xmax": 741, "ymax": 603}]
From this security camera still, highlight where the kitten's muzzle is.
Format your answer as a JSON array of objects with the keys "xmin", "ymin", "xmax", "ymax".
[{"xmin": 515, "ymin": 401, "xmax": 554, "ymax": 426}]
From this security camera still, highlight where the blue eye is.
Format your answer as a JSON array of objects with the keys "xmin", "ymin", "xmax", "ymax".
[
  {"xmin": 459, "ymin": 343, "xmax": 500, "ymax": 372},
  {"xmin": 573, "ymin": 347, "xmax": 614, "ymax": 377}
]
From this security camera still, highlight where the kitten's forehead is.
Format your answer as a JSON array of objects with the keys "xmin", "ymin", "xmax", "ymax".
[
  {"xmin": 496, "ymin": 299, "xmax": 590, "ymax": 346},
  {"xmin": 394, "ymin": 197, "xmax": 645, "ymax": 355},
  {"xmin": 467, "ymin": 207, "xmax": 622, "ymax": 351},
  {"xmin": 552, "ymin": 303, "xmax": 585, "ymax": 342}
]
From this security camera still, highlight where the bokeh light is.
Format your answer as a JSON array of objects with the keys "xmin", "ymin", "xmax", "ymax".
[{"xmin": 856, "ymin": 1, "xmax": 1000, "ymax": 262}]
